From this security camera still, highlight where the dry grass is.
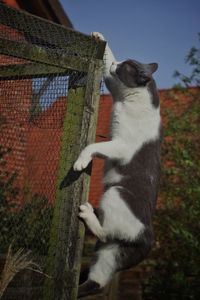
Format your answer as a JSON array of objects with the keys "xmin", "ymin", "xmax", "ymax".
[{"xmin": 0, "ymin": 244, "xmax": 51, "ymax": 299}]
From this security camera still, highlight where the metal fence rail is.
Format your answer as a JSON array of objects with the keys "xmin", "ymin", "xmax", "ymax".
[{"xmin": 0, "ymin": 3, "xmax": 105, "ymax": 300}]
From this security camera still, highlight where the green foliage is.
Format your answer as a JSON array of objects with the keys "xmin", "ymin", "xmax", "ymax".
[
  {"xmin": 0, "ymin": 146, "xmax": 19, "ymax": 248},
  {"xmin": 142, "ymin": 35, "xmax": 200, "ymax": 299},
  {"xmin": 0, "ymin": 146, "xmax": 53, "ymax": 256},
  {"xmin": 174, "ymin": 33, "xmax": 200, "ymax": 87},
  {"xmin": 11, "ymin": 194, "xmax": 53, "ymax": 256}
]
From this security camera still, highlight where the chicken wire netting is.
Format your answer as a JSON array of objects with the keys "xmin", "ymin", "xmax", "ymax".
[
  {"xmin": 1, "ymin": 74, "xmax": 71, "ymax": 250},
  {"xmin": 0, "ymin": 3, "xmax": 105, "ymax": 299}
]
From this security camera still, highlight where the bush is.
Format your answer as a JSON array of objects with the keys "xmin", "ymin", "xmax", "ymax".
[
  {"xmin": 142, "ymin": 36, "xmax": 200, "ymax": 299},
  {"xmin": 0, "ymin": 145, "xmax": 53, "ymax": 256}
]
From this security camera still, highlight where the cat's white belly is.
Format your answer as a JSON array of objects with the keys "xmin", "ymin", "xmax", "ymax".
[{"xmin": 100, "ymin": 186, "xmax": 144, "ymax": 242}]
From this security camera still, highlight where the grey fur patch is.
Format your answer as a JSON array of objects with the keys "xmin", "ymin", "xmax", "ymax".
[
  {"xmin": 116, "ymin": 59, "xmax": 158, "ymax": 89},
  {"xmin": 104, "ymin": 129, "xmax": 162, "ymax": 225}
]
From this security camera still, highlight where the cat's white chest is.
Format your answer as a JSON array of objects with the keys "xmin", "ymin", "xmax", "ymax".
[
  {"xmin": 111, "ymin": 101, "xmax": 136, "ymax": 141},
  {"xmin": 111, "ymin": 102, "xmax": 125, "ymax": 138},
  {"xmin": 109, "ymin": 91, "xmax": 160, "ymax": 164}
]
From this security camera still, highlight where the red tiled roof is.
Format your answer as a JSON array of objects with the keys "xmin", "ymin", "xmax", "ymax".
[{"xmin": 3, "ymin": 0, "xmax": 73, "ymax": 28}]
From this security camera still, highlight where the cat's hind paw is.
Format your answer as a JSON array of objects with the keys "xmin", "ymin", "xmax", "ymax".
[
  {"xmin": 92, "ymin": 32, "xmax": 105, "ymax": 41},
  {"xmin": 79, "ymin": 203, "xmax": 94, "ymax": 220}
]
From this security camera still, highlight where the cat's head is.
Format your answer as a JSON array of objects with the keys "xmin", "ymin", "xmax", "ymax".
[
  {"xmin": 115, "ymin": 59, "xmax": 158, "ymax": 88},
  {"xmin": 107, "ymin": 59, "xmax": 158, "ymax": 89}
]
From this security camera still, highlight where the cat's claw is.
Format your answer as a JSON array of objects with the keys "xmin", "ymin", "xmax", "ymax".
[{"xmin": 91, "ymin": 32, "xmax": 105, "ymax": 41}]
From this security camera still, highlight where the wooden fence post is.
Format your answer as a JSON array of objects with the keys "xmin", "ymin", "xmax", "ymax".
[{"xmin": 43, "ymin": 59, "xmax": 104, "ymax": 300}]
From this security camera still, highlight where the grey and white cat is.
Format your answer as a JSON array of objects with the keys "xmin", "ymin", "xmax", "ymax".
[{"xmin": 74, "ymin": 32, "xmax": 162, "ymax": 298}]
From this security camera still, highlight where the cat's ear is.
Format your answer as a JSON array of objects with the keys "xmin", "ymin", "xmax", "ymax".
[{"xmin": 148, "ymin": 63, "xmax": 158, "ymax": 74}]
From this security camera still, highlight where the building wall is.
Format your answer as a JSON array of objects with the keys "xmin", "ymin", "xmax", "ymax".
[
  {"xmin": 1, "ymin": 87, "xmax": 196, "ymax": 206},
  {"xmin": 89, "ymin": 95, "xmax": 112, "ymax": 207},
  {"xmin": 0, "ymin": 1, "xmax": 69, "ymax": 204},
  {"xmin": 0, "ymin": 18, "xmax": 32, "ymax": 204}
]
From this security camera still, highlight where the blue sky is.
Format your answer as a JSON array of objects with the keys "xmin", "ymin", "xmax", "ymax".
[{"xmin": 60, "ymin": 0, "xmax": 199, "ymax": 89}]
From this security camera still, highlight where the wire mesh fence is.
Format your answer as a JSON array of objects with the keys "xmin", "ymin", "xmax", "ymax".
[{"xmin": 0, "ymin": 3, "xmax": 105, "ymax": 300}]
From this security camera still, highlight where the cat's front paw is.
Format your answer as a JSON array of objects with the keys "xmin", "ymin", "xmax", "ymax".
[
  {"xmin": 92, "ymin": 32, "xmax": 105, "ymax": 41},
  {"xmin": 73, "ymin": 154, "xmax": 92, "ymax": 171}
]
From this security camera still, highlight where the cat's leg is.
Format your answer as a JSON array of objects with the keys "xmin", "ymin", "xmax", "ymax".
[
  {"xmin": 92, "ymin": 32, "xmax": 116, "ymax": 78},
  {"xmin": 117, "ymin": 231, "xmax": 153, "ymax": 271},
  {"xmin": 79, "ymin": 203, "xmax": 106, "ymax": 242},
  {"xmin": 74, "ymin": 141, "xmax": 125, "ymax": 171},
  {"xmin": 78, "ymin": 243, "xmax": 119, "ymax": 298}
]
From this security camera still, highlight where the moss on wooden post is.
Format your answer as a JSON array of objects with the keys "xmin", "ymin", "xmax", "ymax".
[
  {"xmin": 71, "ymin": 60, "xmax": 104, "ymax": 299},
  {"xmin": 43, "ymin": 87, "xmax": 85, "ymax": 300},
  {"xmin": 0, "ymin": 63, "xmax": 67, "ymax": 79},
  {"xmin": 0, "ymin": 38, "xmax": 90, "ymax": 73},
  {"xmin": 43, "ymin": 59, "xmax": 104, "ymax": 300}
]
